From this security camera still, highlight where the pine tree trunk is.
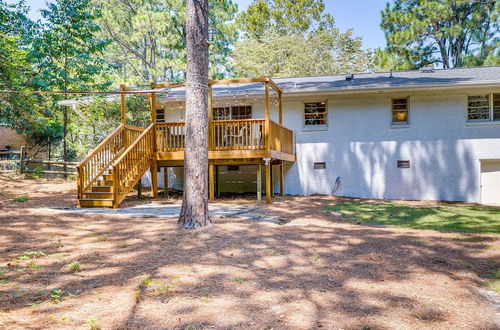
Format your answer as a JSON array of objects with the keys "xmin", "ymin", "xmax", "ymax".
[{"xmin": 178, "ymin": 0, "xmax": 211, "ymax": 229}]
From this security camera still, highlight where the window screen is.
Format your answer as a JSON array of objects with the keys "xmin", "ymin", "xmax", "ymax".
[
  {"xmin": 467, "ymin": 95, "xmax": 490, "ymax": 120},
  {"xmin": 304, "ymin": 102, "xmax": 327, "ymax": 126},
  {"xmin": 392, "ymin": 98, "xmax": 409, "ymax": 124}
]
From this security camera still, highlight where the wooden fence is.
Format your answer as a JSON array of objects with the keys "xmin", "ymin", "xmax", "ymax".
[{"xmin": 0, "ymin": 147, "xmax": 77, "ymax": 176}]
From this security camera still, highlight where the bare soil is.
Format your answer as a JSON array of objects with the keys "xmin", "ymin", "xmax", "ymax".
[{"xmin": 0, "ymin": 173, "xmax": 499, "ymax": 330}]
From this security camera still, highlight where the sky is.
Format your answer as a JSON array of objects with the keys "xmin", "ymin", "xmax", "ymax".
[{"xmin": 8, "ymin": 0, "xmax": 389, "ymax": 50}]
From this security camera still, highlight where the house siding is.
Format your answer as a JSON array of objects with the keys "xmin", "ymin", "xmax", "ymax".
[{"xmin": 143, "ymin": 87, "xmax": 500, "ymax": 203}]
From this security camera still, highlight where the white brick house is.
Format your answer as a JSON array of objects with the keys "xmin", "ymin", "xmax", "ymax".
[{"xmin": 143, "ymin": 66, "xmax": 500, "ymax": 205}]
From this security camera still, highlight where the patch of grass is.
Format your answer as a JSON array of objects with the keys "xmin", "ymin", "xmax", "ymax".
[
  {"xmin": 50, "ymin": 289, "xmax": 63, "ymax": 304},
  {"xmin": 13, "ymin": 196, "xmax": 30, "ymax": 202},
  {"xmin": 323, "ymin": 201, "xmax": 500, "ymax": 234},
  {"xmin": 484, "ymin": 270, "xmax": 500, "ymax": 292},
  {"xmin": 231, "ymin": 277, "xmax": 246, "ymax": 284},
  {"xmin": 68, "ymin": 261, "xmax": 80, "ymax": 273}
]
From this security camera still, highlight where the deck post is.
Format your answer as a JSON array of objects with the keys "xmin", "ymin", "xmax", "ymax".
[
  {"xmin": 209, "ymin": 163, "xmax": 215, "ymax": 201},
  {"xmin": 279, "ymin": 160, "xmax": 284, "ymax": 196},
  {"xmin": 265, "ymin": 158, "xmax": 271, "ymax": 203},
  {"xmin": 278, "ymin": 91, "xmax": 283, "ymax": 125},
  {"xmin": 120, "ymin": 84, "xmax": 126, "ymax": 124},
  {"xmin": 264, "ymin": 79, "xmax": 270, "ymax": 150},
  {"xmin": 150, "ymin": 83, "xmax": 157, "ymax": 123},
  {"xmin": 163, "ymin": 167, "xmax": 169, "ymax": 197},
  {"xmin": 208, "ymin": 84, "xmax": 213, "ymax": 150},
  {"xmin": 151, "ymin": 161, "xmax": 158, "ymax": 198},
  {"xmin": 257, "ymin": 162, "xmax": 262, "ymax": 202}
]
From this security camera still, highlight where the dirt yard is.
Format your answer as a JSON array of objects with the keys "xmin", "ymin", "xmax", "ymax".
[{"xmin": 0, "ymin": 173, "xmax": 499, "ymax": 329}]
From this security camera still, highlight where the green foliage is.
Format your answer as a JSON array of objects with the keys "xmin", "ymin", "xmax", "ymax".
[
  {"xmin": 233, "ymin": 28, "xmax": 373, "ymax": 77},
  {"xmin": 237, "ymin": 0, "xmax": 330, "ymax": 40},
  {"xmin": 50, "ymin": 288, "xmax": 63, "ymax": 304},
  {"xmin": 13, "ymin": 196, "xmax": 30, "ymax": 202},
  {"xmin": 380, "ymin": 0, "xmax": 499, "ymax": 68},
  {"xmin": 68, "ymin": 261, "xmax": 81, "ymax": 273},
  {"xmin": 95, "ymin": 0, "xmax": 238, "ymax": 83},
  {"xmin": 324, "ymin": 201, "xmax": 500, "ymax": 234}
]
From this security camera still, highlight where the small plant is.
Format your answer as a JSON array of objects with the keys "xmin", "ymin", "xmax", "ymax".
[
  {"xmin": 311, "ymin": 253, "xmax": 320, "ymax": 262},
  {"xmin": 86, "ymin": 318, "xmax": 101, "ymax": 330},
  {"xmin": 118, "ymin": 242, "xmax": 128, "ymax": 248},
  {"xmin": 23, "ymin": 251, "xmax": 46, "ymax": 259},
  {"xmin": 28, "ymin": 263, "xmax": 42, "ymax": 271},
  {"xmin": 93, "ymin": 234, "xmax": 108, "ymax": 242},
  {"xmin": 270, "ymin": 250, "xmax": 281, "ymax": 256},
  {"xmin": 141, "ymin": 278, "xmax": 153, "ymax": 286},
  {"xmin": 200, "ymin": 296, "xmax": 209, "ymax": 302},
  {"xmin": 50, "ymin": 289, "xmax": 63, "ymax": 304},
  {"xmin": 0, "ymin": 280, "xmax": 12, "ymax": 284},
  {"xmin": 30, "ymin": 167, "xmax": 43, "ymax": 179},
  {"xmin": 68, "ymin": 261, "xmax": 81, "ymax": 273},
  {"xmin": 14, "ymin": 195, "xmax": 30, "ymax": 202},
  {"xmin": 67, "ymin": 174, "xmax": 76, "ymax": 180}
]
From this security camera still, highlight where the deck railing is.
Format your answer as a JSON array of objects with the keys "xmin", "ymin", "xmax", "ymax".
[
  {"xmin": 155, "ymin": 119, "xmax": 292, "ymax": 153},
  {"xmin": 76, "ymin": 124, "xmax": 144, "ymax": 199},
  {"xmin": 111, "ymin": 123, "xmax": 155, "ymax": 207}
]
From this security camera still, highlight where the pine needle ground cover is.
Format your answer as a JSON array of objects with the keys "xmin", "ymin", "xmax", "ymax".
[{"xmin": 324, "ymin": 201, "xmax": 500, "ymax": 234}]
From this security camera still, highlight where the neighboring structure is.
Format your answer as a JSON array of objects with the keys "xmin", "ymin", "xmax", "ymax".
[
  {"xmin": 147, "ymin": 66, "xmax": 500, "ymax": 206},
  {"xmin": 0, "ymin": 124, "xmax": 25, "ymax": 152}
]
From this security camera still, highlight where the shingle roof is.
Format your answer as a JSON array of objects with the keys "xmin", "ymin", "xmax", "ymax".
[{"xmin": 162, "ymin": 66, "xmax": 500, "ymax": 102}]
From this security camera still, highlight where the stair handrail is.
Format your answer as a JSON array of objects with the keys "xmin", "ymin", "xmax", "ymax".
[
  {"xmin": 111, "ymin": 123, "xmax": 156, "ymax": 207},
  {"xmin": 76, "ymin": 124, "xmax": 145, "ymax": 200}
]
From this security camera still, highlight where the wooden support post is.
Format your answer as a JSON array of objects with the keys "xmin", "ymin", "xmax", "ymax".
[
  {"xmin": 208, "ymin": 84, "xmax": 213, "ymax": 150},
  {"xmin": 215, "ymin": 165, "xmax": 219, "ymax": 197},
  {"xmin": 150, "ymin": 83, "xmax": 157, "ymax": 123},
  {"xmin": 209, "ymin": 163, "xmax": 215, "ymax": 201},
  {"xmin": 151, "ymin": 161, "xmax": 158, "ymax": 198},
  {"xmin": 137, "ymin": 181, "xmax": 142, "ymax": 199},
  {"xmin": 257, "ymin": 162, "xmax": 262, "ymax": 202},
  {"xmin": 278, "ymin": 91, "xmax": 283, "ymax": 125},
  {"xmin": 19, "ymin": 146, "xmax": 24, "ymax": 174},
  {"xmin": 279, "ymin": 160, "xmax": 284, "ymax": 196},
  {"xmin": 120, "ymin": 84, "xmax": 126, "ymax": 124},
  {"xmin": 265, "ymin": 161, "xmax": 271, "ymax": 203},
  {"xmin": 264, "ymin": 81, "xmax": 270, "ymax": 150},
  {"xmin": 163, "ymin": 167, "xmax": 169, "ymax": 197}
]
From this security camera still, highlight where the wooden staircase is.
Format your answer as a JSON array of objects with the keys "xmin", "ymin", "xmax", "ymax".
[{"xmin": 76, "ymin": 123, "xmax": 155, "ymax": 208}]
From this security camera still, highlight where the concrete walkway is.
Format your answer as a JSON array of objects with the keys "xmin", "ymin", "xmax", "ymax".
[{"xmin": 45, "ymin": 202, "xmax": 287, "ymax": 224}]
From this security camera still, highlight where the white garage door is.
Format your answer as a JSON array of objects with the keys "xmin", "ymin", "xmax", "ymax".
[{"xmin": 481, "ymin": 161, "xmax": 500, "ymax": 206}]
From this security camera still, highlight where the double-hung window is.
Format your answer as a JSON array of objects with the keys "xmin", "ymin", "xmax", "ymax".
[
  {"xmin": 467, "ymin": 94, "xmax": 500, "ymax": 122},
  {"xmin": 304, "ymin": 102, "xmax": 327, "ymax": 127},
  {"xmin": 391, "ymin": 98, "xmax": 409, "ymax": 125}
]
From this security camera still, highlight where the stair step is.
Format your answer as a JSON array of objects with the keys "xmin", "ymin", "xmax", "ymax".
[
  {"xmin": 102, "ymin": 174, "xmax": 113, "ymax": 180},
  {"xmin": 85, "ymin": 192, "xmax": 113, "ymax": 199},
  {"xmin": 96, "ymin": 180, "xmax": 114, "ymax": 186},
  {"xmin": 79, "ymin": 198, "xmax": 114, "ymax": 207},
  {"xmin": 92, "ymin": 186, "xmax": 112, "ymax": 192}
]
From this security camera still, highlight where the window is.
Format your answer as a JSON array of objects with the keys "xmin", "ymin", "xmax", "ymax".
[
  {"xmin": 156, "ymin": 109, "xmax": 165, "ymax": 122},
  {"xmin": 391, "ymin": 98, "xmax": 409, "ymax": 124},
  {"xmin": 397, "ymin": 160, "xmax": 410, "ymax": 168},
  {"xmin": 467, "ymin": 94, "xmax": 500, "ymax": 122},
  {"xmin": 213, "ymin": 105, "xmax": 251, "ymax": 120},
  {"xmin": 304, "ymin": 102, "xmax": 327, "ymax": 126}
]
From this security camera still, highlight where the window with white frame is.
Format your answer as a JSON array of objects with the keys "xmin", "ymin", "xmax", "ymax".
[
  {"xmin": 304, "ymin": 102, "xmax": 327, "ymax": 126},
  {"xmin": 467, "ymin": 94, "xmax": 500, "ymax": 121},
  {"xmin": 391, "ymin": 98, "xmax": 409, "ymax": 124},
  {"xmin": 213, "ymin": 105, "xmax": 251, "ymax": 120}
]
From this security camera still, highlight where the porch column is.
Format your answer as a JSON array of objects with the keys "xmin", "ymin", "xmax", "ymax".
[
  {"xmin": 265, "ymin": 159, "xmax": 271, "ymax": 204},
  {"xmin": 278, "ymin": 91, "xmax": 283, "ymax": 125},
  {"xmin": 151, "ymin": 161, "xmax": 158, "ymax": 198}
]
